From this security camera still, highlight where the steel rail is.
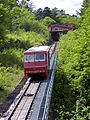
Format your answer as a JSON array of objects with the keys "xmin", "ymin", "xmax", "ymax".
[
  {"xmin": 42, "ymin": 52, "xmax": 58, "ymax": 120},
  {"xmin": 11, "ymin": 81, "xmax": 41, "ymax": 120},
  {"xmin": 4, "ymin": 79, "xmax": 41, "ymax": 120},
  {"xmin": 41, "ymin": 42, "xmax": 59, "ymax": 120},
  {"xmin": 4, "ymin": 78, "xmax": 31, "ymax": 120}
]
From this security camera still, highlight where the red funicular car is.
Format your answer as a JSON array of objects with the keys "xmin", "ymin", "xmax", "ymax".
[{"xmin": 24, "ymin": 46, "xmax": 50, "ymax": 79}]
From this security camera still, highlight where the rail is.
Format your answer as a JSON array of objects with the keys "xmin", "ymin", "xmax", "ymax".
[
  {"xmin": 49, "ymin": 42, "xmax": 57, "ymax": 59},
  {"xmin": 4, "ymin": 79, "xmax": 41, "ymax": 120},
  {"xmin": 42, "ymin": 52, "xmax": 58, "ymax": 120}
]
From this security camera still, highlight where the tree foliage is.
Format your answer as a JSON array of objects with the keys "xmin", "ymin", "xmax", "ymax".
[
  {"xmin": 9, "ymin": 6, "xmax": 35, "ymax": 31},
  {"xmin": 0, "ymin": 2, "xmax": 8, "ymax": 40},
  {"xmin": 40, "ymin": 17, "xmax": 56, "ymax": 27},
  {"xmin": 36, "ymin": 8, "xmax": 43, "ymax": 20},
  {"xmin": 43, "ymin": 7, "xmax": 52, "ymax": 18},
  {"xmin": 36, "ymin": 7, "xmax": 52, "ymax": 20},
  {"xmin": 80, "ymin": 0, "xmax": 90, "ymax": 15},
  {"xmin": 0, "ymin": 0, "xmax": 18, "ymax": 40},
  {"xmin": 56, "ymin": 14, "xmax": 78, "ymax": 28},
  {"xmin": 35, "ymin": 6, "xmax": 78, "ymax": 28}
]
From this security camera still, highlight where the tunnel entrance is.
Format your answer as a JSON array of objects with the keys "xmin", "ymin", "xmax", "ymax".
[
  {"xmin": 50, "ymin": 31, "xmax": 62, "ymax": 42},
  {"xmin": 48, "ymin": 24, "xmax": 73, "ymax": 42}
]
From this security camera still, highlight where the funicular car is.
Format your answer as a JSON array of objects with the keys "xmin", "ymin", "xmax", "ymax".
[{"xmin": 24, "ymin": 46, "xmax": 50, "ymax": 79}]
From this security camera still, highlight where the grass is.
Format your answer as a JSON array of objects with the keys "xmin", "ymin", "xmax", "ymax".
[{"xmin": 0, "ymin": 51, "xmax": 24, "ymax": 103}]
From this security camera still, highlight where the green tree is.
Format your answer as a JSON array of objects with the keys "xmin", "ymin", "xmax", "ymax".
[
  {"xmin": 51, "ymin": 7, "xmax": 58, "ymax": 21},
  {"xmin": 36, "ymin": 8, "xmax": 43, "ymax": 20},
  {"xmin": 9, "ymin": 6, "xmax": 35, "ymax": 31},
  {"xmin": 43, "ymin": 7, "xmax": 52, "ymax": 18},
  {"xmin": 1, "ymin": 0, "xmax": 18, "ymax": 9},
  {"xmin": 80, "ymin": 0, "xmax": 89, "ymax": 15},
  {"xmin": 8, "ymin": 0, "xmax": 17, "ymax": 9},
  {"xmin": 56, "ymin": 14, "xmax": 78, "ymax": 28},
  {"xmin": 40, "ymin": 17, "xmax": 56, "ymax": 26},
  {"xmin": 0, "ymin": 2, "xmax": 8, "ymax": 40}
]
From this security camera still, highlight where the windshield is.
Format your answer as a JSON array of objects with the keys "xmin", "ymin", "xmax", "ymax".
[
  {"xmin": 24, "ymin": 54, "xmax": 34, "ymax": 62},
  {"xmin": 35, "ymin": 53, "xmax": 45, "ymax": 61},
  {"xmin": 24, "ymin": 53, "xmax": 45, "ymax": 62}
]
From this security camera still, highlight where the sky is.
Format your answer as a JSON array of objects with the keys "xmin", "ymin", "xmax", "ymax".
[{"xmin": 31, "ymin": 0, "xmax": 83, "ymax": 15}]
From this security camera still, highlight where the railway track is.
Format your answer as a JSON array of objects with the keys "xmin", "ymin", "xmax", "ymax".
[
  {"xmin": 29, "ymin": 42, "xmax": 59, "ymax": 120},
  {"xmin": 5, "ymin": 79, "xmax": 41, "ymax": 120}
]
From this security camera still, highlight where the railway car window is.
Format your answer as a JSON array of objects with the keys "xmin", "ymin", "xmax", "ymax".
[
  {"xmin": 35, "ymin": 53, "xmax": 45, "ymax": 61},
  {"xmin": 25, "ymin": 54, "xmax": 34, "ymax": 62}
]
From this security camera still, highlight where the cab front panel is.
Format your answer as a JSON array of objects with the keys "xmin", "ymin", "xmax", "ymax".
[{"xmin": 24, "ymin": 51, "xmax": 48, "ymax": 79}]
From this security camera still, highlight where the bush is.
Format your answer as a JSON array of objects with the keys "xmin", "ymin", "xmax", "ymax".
[{"xmin": 50, "ymin": 5, "xmax": 90, "ymax": 119}]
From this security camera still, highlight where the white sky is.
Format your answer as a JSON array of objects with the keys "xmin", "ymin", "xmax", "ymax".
[{"xmin": 31, "ymin": 0, "xmax": 83, "ymax": 15}]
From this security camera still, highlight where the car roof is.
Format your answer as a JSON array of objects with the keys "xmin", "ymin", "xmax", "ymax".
[{"xmin": 24, "ymin": 46, "xmax": 49, "ymax": 53}]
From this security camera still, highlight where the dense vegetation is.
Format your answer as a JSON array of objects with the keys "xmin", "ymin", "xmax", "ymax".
[{"xmin": 50, "ymin": 0, "xmax": 90, "ymax": 119}]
